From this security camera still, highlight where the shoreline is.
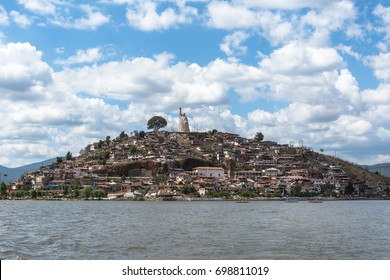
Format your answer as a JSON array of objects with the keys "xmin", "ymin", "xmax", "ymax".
[{"xmin": 2, "ymin": 196, "xmax": 390, "ymax": 202}]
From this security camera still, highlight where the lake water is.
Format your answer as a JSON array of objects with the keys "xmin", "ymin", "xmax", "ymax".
[{"xmin": 1, "ymin": 200, "xmax": 389, "ymax": 260}]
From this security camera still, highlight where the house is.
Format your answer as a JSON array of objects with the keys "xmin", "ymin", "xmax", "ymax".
[
  {"xmin": 264, "ymin": 167, "xmax": 280, "ymax": 177},
  {"xmin": 192, "ymin": 167, "xmax": 225, "ymax": 179},
  {"xmin": 234, "ymin": 170, "xmax": 263, "ymax": 181}
]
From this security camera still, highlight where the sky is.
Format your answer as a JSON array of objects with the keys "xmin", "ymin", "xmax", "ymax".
[{"xmin": 0, "ymin": 0, "xmax": 390, "ymax": 168}]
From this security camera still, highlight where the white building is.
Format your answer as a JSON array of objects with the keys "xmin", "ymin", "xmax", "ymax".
[{"xmin": 193, "ymin": 167, "xmax": 225, "ymax": 179}]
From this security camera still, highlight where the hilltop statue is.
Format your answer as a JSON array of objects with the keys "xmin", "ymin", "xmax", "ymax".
[{"xmin": 178, "ymin": 107, "xmax": 190, "ymax": 132}]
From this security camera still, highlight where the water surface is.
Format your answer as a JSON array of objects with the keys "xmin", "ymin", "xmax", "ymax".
[{"xmin": 1, "ymin": 200, "xmax": 389, "ymax": 259}]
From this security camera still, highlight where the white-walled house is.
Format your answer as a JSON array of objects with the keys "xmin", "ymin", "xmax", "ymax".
[
  {"xmin": 192, "ymin": 166, "xmax": 225, "ymax": 179},
  {"xmin": 193, "ymin": 167, "xmax": 225, "ymax": 179}
]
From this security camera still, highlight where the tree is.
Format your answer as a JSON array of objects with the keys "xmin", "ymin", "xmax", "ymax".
[
  {"xmin": 147, "ymin": 116, "xmax": 167, "ymax": 131},
  {"xmin": 56, "ymin": 156, "xmax": 63, "ymax": 164},
  {"xmin": 63, "ymin": 185, "xmax": 71, "ymax": 198},
  {"xmin": 82, "ymin": 186, "xmax": 93, "ymax": 199},
  {"xmin": 154, "ymin": 174, "xmax": 168, "ymax": 185},
  {"xmin": 254, "ymin": 132, "xmax": 264, "ymax": 142},
  {"xmin": 70, "ymin": 179, "xmax": 81, "ymax": 198},
  {"xmin": 182, "ymin": 184, "xmax": 198, "ymax": 195},
  {"xmin": 66, "ymin": 151, "xmax": 73, "ymax": 161},
  {"xmin": 138, "ymin": 130, "xmax": 146, "ymax": 138},
  {"xmin": 93, "ymin": 189, "xmax": 105, "ymax": 200},
  {"xmin": 345, "ymin": 181, "xmax": 354, "ymax": 195},
  {"xmin": 30, "ymin": 189, "xmax": 37, "ymax": 199},
  {"xmin": 129, "ymin": 145, "xmax": 139, "ymax": 154},
  {"xmin": 117, "ymin": 131, "xmax": 128, "ymax": 140},
  {"xmin": 0, "ymin": 182, "xmax": 7, "ymax": 198},
  {"xmin": 292, "ymin": 186, "xmax": 302, "ymax": 197}
]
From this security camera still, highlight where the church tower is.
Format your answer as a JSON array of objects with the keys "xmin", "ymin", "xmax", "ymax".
[{"xmin": 178, "ymin": 107, "xmax": 190, "ymax": 132}]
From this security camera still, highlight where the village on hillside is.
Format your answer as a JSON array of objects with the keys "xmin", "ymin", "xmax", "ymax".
[{"xmin": 1, "ymin": 109, "xmax": 390, "ymax": 200}]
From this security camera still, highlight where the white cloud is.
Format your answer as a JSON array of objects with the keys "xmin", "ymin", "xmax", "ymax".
[
  {"xmin": 259, "ymin": 42, "xmax": 344, "ymax": 76},
  {"xmin": 377, "ymin": 127, "xmax": 390, "ymax": 141},
  {"xmin": 284, "ymin": 102, "xmax": 342, "ymax": 124},
  {"xmin": 201, "ymin": 58, "xmax": 266, "ymax": 101},
  {"xmin": 329, "ymin": 115, "xmax": 373, "ymax": 142},
  {"xmin": 0, "ymin": 142, "xmax": 58, "ymax": 168},
  {"xmin": 17, "ymin": 0, "xmax": 57, "ymax": 15},
  {"xmin": 10, "ymin": 10, "xmax": 33, "ymax": 28},
  {"xmin": 365, "ymin": 52, "xmax": 390, "ymax": 82},
  {"xmin": 335, "ymin": 69, "xmax": 362, "ymax": 111},
  {"xmin": 300, "ymin": 0, "xmax": 361, "ymax": 44},
  {"xmin": 376, "ymin": 41, "xmax": 388, "ymax": 52},
  {"xmin": 374, "ymin": 4, "xmax": 390, "ymax": 40},
  {"xmin": 248, "ymin": 109, "xmax": 277, "ymax": 126},
  {"xmin": 0, "ymin": 42, "xmax": 52, "ymax": 93},
  {"xmin": 301, "ymin": 0, "xmax": 357, "ymax": 31},
  {"xmin": 207, "ymin": 1, "xmax": 293, "ymax": 45},
  {"xmin": 55, "ymin": 47, "xmax": 102, "ymax": 66},
  {"xmin": 207, "ymin": 0, "xmax": 360, "ymax": 46},
  {"xmin": 0, "ymin": 5, "xmax": 9, "ymax": 25},
  {"xmin": 362, "ymin": 83, "xmax": 390, "ymax": 105},
  {"xmin": 99, "ymin": 0, "xmax": 136, "ymax": 4},
  {"xmin": 220, "ymin": 31, "xmax": 249, "ymax": 56},
  {"xmin": 49, "ymin": 4, "xmax": 110, "ymax": 30},
  {"xmin": 126, "ymin": 0, "xmax": 197, "ymax": 31},
  {"xmin": 207, "ymin": 1, "xmax": 259, "ymax": 29},
  {"xmin": 237, "ymin": 0, "xmax": 339, "ymax": 10},
  {"xmin": 336, "ymin": 44, "xmax": 362, "ymax": 60},
  {"xmin": 54, "ymin": 53, "xmax": 231, "ymax": 107},
  {"xmin": 189, "ymin": 106, "xmax": 247, "ymax": 134},
  {"xmin": 361, "ymin": 84, "xmax": 390, "ymax": 127},
  {"xmin": 73, "ymin": 5, "xmax": 110, "ymax": 30}
]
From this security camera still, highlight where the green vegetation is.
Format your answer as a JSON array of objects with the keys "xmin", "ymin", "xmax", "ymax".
[
  {"xmin": 154, "ymin": 174, "xmax": 168, "ymax": 185},
  {"xmin": 82, "ymin": 186, "xmax": 93, "ymax": 199},
  {"xmin": 181, "ymin": 184, "xmax": 198, "ymax": 195},
  {"xmin": 117, "ymin": 131, "xmax": 128, "ymax": 140},
  {"xmin": 129, "ymin": 145, "xmax": 139, "ymax": 154},
  {"xmin": 254, "ymin": 132, "xmax": 264, "ymax": 142},
  {"xmin": 66, "ymin": 151, "xmax": 73, "ymax": 161},
  {"xmin": 0, "ymin": 182, "xmax": 7, "ymax": 198},
  {"xmin": 235, "ymin": 188, "xmax": 259, "ymax": 198},
  {"xmin": 5, "ymin": 128, "xmax": 390, "ymax": 201},
  {"xmin": 345, "ymin": 181, "xmax": 354, "ymax": 195},
  {"xmin": 93, "ymin": 189, "xmax": 105, "ymax": 200},
  {"xmin": 147, "ymin": 116, "xmax": 167, "ymax": 131},
  {"xmin": 206, "ymin": 190, "xmax": 231, "ymax": 199},
  {"xmin": 70, "ymin": 179, "xmax": 81, "ymax": 198}
]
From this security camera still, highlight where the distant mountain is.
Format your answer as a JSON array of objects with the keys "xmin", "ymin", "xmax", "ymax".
[
  {"xmin": 0, "ymin": 158, "xmax": 57, "ymax": 183},
  {"xmin": 362, "ymin": 163, "xmax": 390, "ymax": 178}
]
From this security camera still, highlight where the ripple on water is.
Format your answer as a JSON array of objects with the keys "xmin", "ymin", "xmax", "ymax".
[{"xmin": 1, "ymin": 200, "xmax": 390, "ymax": 259}]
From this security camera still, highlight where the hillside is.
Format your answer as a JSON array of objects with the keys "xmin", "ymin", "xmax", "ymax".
[
  {"xmin": 5, "ymin": 130, "xmax": 390, "ymax": 199},
  {"xmin": 362, "ymin": 163, "xmax": 390, "ymax": 178},
  {"xmin": 75, "ymin": 130, "xmax": 390, "ymax": 189},
  {"xmin": 317, "ymin": 155, "xmax": 389, "ymax": 184},
  {"xmin": 0, "ymin": 158, "xmax": 57, "ymax": 183}
]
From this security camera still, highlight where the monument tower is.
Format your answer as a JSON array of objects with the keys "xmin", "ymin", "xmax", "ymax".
[{"xmin": 178, "ymin": 107, "xmax": 190, "ymax": 132}]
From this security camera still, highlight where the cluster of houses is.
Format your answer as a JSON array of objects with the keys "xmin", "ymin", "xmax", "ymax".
[{"xmin": 7, "ymin": 130, "xmax": 389, "ymax": 199}]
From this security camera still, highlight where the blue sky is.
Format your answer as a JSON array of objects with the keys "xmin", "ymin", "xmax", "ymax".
[{"xmin": 1, "ymin": 0, "xmax": 390, "ymax": 167}]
